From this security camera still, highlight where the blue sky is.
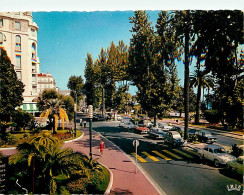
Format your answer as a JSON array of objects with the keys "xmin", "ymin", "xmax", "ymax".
[{"xmin": 33, "ymin": 11, "xmax": 188, "ymax": 94}]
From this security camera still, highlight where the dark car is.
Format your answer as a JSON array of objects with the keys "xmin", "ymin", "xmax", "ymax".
[
  {"xmin": 97, "ymin": 115, "xmax": 106, "ymax": 121},
  {"xmin": 196, "ymin": 130, "xmax": 217, "ymax": 143}
]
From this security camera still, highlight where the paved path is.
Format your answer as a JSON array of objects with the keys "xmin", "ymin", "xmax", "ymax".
[{"xmin": 64, "ymin": 127, "xmax": 162, "ymax": 195}]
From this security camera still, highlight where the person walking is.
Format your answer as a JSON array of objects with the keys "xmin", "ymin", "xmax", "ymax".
[{"xmin": 99, "ymin": 139, "xmax": 105, "ymax": 156}]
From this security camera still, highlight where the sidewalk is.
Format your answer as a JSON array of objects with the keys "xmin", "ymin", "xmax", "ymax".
[{"xmin": 64, "ymin": 127, "xmax": 162, "ymax": 195}]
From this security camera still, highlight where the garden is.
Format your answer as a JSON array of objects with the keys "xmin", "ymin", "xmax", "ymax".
[{"xmin": 2, "ymin": 132, "xmax": 110, "ymax": 194}]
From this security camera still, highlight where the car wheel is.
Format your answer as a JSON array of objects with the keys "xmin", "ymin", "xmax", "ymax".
[{"xmin": 214, "ymin": 159, "xmax": 220, "ymax": 167}]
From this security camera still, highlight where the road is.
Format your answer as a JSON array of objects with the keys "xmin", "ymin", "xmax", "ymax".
[{"xmin": 92, "ymin": 120, "xmax": 243, "ymax": 195}]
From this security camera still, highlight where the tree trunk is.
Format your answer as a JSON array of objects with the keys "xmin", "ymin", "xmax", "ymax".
[
  {"xmin": 154, "ymin": 114, "xmax": 157, "ymax": 127},
  {"xmin": 184, "ymin": 25, "xmax": 190, "ymax": 140},
  {"xmin": 195, "ymin": 84, "xmax": 201, "ymax": 124},
  {"xmin": 102, "ymin": 86, "xmax": 105, "ymax": 116}
]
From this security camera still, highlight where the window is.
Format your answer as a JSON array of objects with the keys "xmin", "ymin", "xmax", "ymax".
[
  {"xmin": 32, "ymin": 63, "xmax": 36, "ymax": 72},
  {"xmin": 31, "ymin": 28, "xmax": 35, "ymax": 36},
  {"xmin": 0, "ymin": 19, "xmax": 3, "ymax": 27},
  {"xmin": 32, "ymin": 86, "xmax": 37, "ymax": 93},
  {"xmin": 209, "ymin": 149, "xmax": 213, "ymax": 153},
  {"xmin": 15, "ymin": 35, "xmax": 21, "ymax": 50},
  {"xmin": 32, "ymin": 43, "xmax": 36, "ymax": 59},
  {"xmin": 16, "ymin": 71, "xmax": 21, "ymax": 80},
  {"xmin": 16, "ymin": 55, "xmax": 21, "ymax": 69},
  {"xmin": 32, "ymin": 75, "xmax": 36, "ymax": 83},
  {"xmin": 15, "ymin": 21, "xmax": 21, "ymax": 30}
]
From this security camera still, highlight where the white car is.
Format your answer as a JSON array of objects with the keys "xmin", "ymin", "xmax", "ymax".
[
  {"xmin": 123, "ymin": 122, "xmax": 136, "ymax": 129},
  {"xmin": 198, "ymin": 144, "xmax": 236, "ymax": 167}
]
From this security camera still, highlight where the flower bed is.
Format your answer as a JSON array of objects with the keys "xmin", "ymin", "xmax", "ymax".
[{"xmin": 52, "ymin": 132, "xmax": 73, "ymax": 140}]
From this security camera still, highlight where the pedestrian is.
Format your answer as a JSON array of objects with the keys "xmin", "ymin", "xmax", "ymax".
[
  {"xmin": 80, "ymin": 118, "xmax": 83, "ymax": 126},
  {"xmin": 99, "ymin": 139, "xmax": 105, "ymax": 156},
  {"xmin": 83, "ymin": 120, "xmax": 87, "ymax": 128}
]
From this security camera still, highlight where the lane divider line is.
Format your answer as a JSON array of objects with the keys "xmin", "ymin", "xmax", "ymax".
[
  {"xmin": 142, "ymin": 151, "xmax": 160, "ymax": 162},
  {"xmin": 173, "ymin": 149, "xmax": 194, "ymax": 159},
  {"xmin": 152, "ymin": 151, "xmax": 172, "ymax": 161},
  {"xmin": 162, "ymin": 150, "xmax": 183, "ymax": 160},
  {"xmin": 131, "ymin": 153, "xmax": 147, "ymax": 163}
]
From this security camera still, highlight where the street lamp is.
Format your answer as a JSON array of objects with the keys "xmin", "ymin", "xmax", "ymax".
[
  {"xmin": 88, "ymin": 105, "xmax": 93, "ymax": 159},
  {"xmin": 74, "ymin": 103, "xmax": 77, "ymax": 137}
]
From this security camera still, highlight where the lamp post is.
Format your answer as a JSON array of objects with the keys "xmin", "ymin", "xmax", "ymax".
[
  {"xmin": 74, "ymin": 103, "xmax": 77, "ymax": 137},
  {"xmin": 88, "ymin": 105, "xmax": 93, "ymax": 159}
]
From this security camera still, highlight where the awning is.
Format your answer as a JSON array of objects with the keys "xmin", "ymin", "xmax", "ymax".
[{"xmin": 19, "ymin": 103, "xmax": 39, "ymax": 113}]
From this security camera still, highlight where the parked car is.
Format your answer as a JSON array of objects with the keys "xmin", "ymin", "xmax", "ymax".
[
  {"xmin": 196, "ymin": 130, "xmax": 217, "ymax": 143},
  {"xmin": 149, "ymin": 127, "xmax": 166, "ymax": 139},
  {"xmin": 226, "ymin": 156, "xmax": 244, "ymax": 176},
  {"xmin": 138, "ymin": 119, "xmax": 152, "ymax": 127},
  {"xmin": 134, "ymin": 127, "xmax": 149, "ymax": 134},
  {"xmin": 123, "ymin": 122, "xmax": 136, "ymax": 129},
  {"xmin": 164, "ymin": 131, "xmax": 186, "ymax": 147},
  {"xmin": 157, "ymin": 122, "xmax": 172, "ymax": 130},
  {"xmin": 198, "ymin": 144, "xmax": 236, "ymax": 167}
]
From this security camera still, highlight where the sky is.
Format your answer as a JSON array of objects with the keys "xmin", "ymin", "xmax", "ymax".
[
  {"xmin": 32, "ymin": 11, "xmax": 177, "ymax": 94},
  {"xmin": 2, "ymin": 0, "xmax": 243, "ymax": 95}
]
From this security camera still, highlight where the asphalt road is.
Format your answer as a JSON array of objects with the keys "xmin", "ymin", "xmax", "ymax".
[{"xmin": 92, "ymin": 121, "xmax": 243, "ymax": 195}]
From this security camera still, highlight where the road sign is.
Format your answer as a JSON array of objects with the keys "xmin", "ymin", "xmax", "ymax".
[
  {"xmin": 133, "ymin": 139, "xmax": 139, "ymax": 147},
  {"xmin": 133, "ymin": 139, "xmax": 139, "ymax": 174}
]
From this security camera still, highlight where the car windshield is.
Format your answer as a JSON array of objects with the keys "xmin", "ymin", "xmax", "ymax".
[
  {"xmin": 204, "ymin": 132, "xmax": 212, "ymax": 136},
  {"xmin": 213, "ymin": 148, "xmax": 226, "ymax": 154}
]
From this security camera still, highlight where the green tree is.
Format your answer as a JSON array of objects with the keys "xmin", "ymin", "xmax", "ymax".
[
  {"xmin": 84, "ymin": 53, "xmax": 101, "ymax": 108},
  {"xmin": 190, "ymin": 69, "xmax": 214, "ymax": 124},
  {"xmin": 0, "ymin": 49, "xmax": 25, "ymax": 140},
  {"xmin": 192, "ymin": 10, "xmax": 243, "ymax": 129},
  {"xmin": 67, "ymin": 75, "xmax": 84, "ymax": 105},
  {"xmin": 129, "ymin": 11, "xmax": 179, "ymax": 125},
  {"xmin": 10, "ymin": 132, "xmax": 89, "ymax": 194},
  {"xmin": 13, "ymin": 108, "xmax": 34, "ymax": 131}
]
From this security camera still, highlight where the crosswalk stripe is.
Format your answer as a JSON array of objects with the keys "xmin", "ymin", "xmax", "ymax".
[
  {"xmin": 162, "ymin": 150, "xmax": 183, "ymax": 160},
  {"xmin": 173, "ymin": 149, "xmax": 194, "ymax": 159},
  {"xmin": 142, "ymin": 152, "xmax": 160, "ymax": 162},
  {"xmin": 152, "ymin": 151, "xmax": 172, "ymax": 161},
  {"xmin": 182, "ymin": 148, "xmax": 198, "ymax": 156},
  {"xmin": 131, "ymin": 153, "xmax": 147, "ymax": 163}
]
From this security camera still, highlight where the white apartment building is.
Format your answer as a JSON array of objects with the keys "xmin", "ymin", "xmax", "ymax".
[
  {"xmin": 0, "ymin": 12, "xmax": 57, "ymax": 113},
  {"xmin": 38, "ymin": 73, "xmax": 58, "ymax": 93}
]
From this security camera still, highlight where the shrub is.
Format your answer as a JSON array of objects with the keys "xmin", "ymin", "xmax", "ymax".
[{"xmin": 203, "ymin": 110, "xmax": 221, "ymax": 124}]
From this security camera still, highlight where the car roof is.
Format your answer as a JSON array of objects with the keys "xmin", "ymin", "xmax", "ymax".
[
  {"xmin": 169, "ymin": 131, "xmax": 180, "ymax": 135},
  {"xmin": 205, "ymin": 144, "xmax": 223, "ymax": 149}
]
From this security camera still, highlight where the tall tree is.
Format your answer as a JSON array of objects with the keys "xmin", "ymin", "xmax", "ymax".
[
  {"xmin": 84, "ymin": 53, "xmax": 101, "ymax": 108},
  {"xmin": 67, "ymin": 75, "xmax": 84, "ymax": 105},
  {"xmin": 192, "ymin": 10, "xmax": 243, "ymax": 129},
  {"xmin": 190, "ymin": 69, "xmax": 214, "ymax": 124},
  {"xmin": 129, "ymin": 11, "xmax": 177, "ymax": 125},
  {"xmin": 171, "ymin": 10, "xmax": 196, "ymax": 139},
  {"xmin": 0, "ymin": 49, "xmax": 24, "ymax": 139}
]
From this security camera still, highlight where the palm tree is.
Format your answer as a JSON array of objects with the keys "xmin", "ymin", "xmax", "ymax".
[
  {"xmin": 10, "ymin": 132, "xmax": 90, "ymax": 194},
  {"xmin": 39, "ymin": 99, "xmax": 69, "ymax": 134},
  {"xmin": 190, "ymin": 69, "xmax": 214, "ymax": 124}
]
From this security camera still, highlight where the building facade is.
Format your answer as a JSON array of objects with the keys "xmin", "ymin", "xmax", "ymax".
[
  {"xmin": 0, "ymin": 12, "xmax": 57, "ymax": 106},
  {"xmin": 38, "ymin": 73, "xmax": 58, "ymax": 93}
]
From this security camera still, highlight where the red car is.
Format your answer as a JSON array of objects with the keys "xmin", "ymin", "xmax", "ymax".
[{"xmin": 134, "ymin": 127, "xmax": 149, "ymax": 134}]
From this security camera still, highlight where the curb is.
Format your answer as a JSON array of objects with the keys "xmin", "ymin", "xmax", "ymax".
[
  {"xmin": 95, "ymin": 130, "xmax": 165, "ymax": 195},
  {"xmin": 64, "ymin": 131, "xmax": 84, "ymax": 143},
  {"xmin": 99, "ymin": 162, "xmax": 113, "ymax": 195}
]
